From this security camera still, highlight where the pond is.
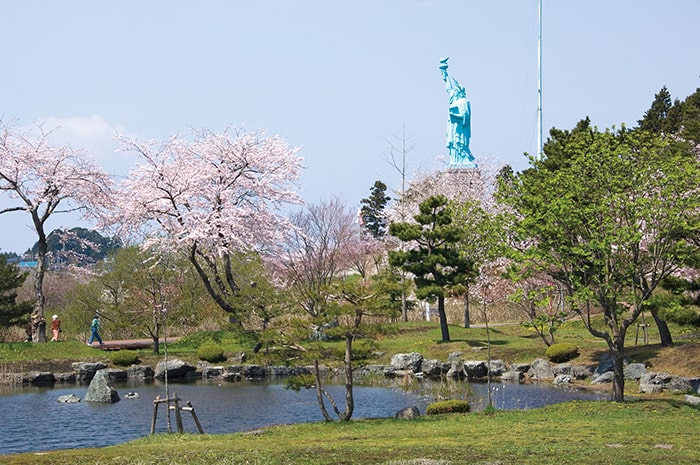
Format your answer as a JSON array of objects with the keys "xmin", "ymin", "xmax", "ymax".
[{"xmin": 0, "ymin": 378, "xmax": 607, "ymax": 455}]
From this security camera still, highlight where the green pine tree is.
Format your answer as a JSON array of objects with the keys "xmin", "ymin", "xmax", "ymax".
[
  {"xmin": 0, "ymin": 258, "xmax": 32, "ymax": 328},
  {"xmin": 389, "ymin": 195, "xmax": 474, "ymax": 342},
  {"xmin": 360, "ymin": 180, "xmax": 391, "ymax": 239}
]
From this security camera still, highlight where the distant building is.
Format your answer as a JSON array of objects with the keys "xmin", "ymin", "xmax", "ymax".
[{"xmin": 18, "ymin": 261, "xmax": 38, "ymax": 270}]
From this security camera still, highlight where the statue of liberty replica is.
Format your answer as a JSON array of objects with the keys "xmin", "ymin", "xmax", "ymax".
[{"xmin": 439, "ymin": 57, "xmax": 478, "ymax": 169}]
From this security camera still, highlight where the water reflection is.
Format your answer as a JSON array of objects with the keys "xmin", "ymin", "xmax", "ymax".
[{"xmin": 0, "ymin": 378, "xmax": 606, "ymax": 455}]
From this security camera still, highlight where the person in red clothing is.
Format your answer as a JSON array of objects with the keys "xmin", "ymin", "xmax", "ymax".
[{"xmin": 50, "ymin": 314, "xmax": 61, "ymax": 341}]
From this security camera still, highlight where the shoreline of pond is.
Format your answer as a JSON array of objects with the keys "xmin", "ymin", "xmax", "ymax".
[{"xmin": 2, "ymin": 349, "xmax": 699, "ymax": 400}]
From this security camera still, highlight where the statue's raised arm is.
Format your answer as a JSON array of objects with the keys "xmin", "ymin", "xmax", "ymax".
[{"xmin": 439, "ymin": 57, "xmax": 477, "ymax": 168}]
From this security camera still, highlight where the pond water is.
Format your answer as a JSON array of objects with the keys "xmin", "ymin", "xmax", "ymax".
[{"xmin": 0, "ymin": 378, "xmax": 607, "ymax": 455}]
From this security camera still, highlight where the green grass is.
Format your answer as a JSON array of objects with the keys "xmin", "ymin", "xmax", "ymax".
[
  {"xmin": 0, "ymin": 340, "xmax": 110, "ymax": 365},
  {"xmin": 3, "ymin": 400, "xmax": 698, "ymax": 464},
  {"xmin": 368, "ymin": 320, "xmax": 608, "ymax": 365}
]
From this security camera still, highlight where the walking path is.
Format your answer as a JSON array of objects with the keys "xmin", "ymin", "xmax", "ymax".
[{"xmin": 87, "ymin": 337, "xmax": 179, "ymax": 350}]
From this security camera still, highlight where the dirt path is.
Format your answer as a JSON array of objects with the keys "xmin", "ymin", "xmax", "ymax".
[{"xmin": 87, "ymin": 337, "xmax": 180, "ymax": 350}]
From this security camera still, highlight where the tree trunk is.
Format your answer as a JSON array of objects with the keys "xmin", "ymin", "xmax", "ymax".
[
  {"xmin": 401, "ymin": 273, "xmax": 408, "ymax": 323},
  {"xmin": 463, "ymin": 290, "xmax": 471, "ymax": 329},
  {"xmin": 649, "ymin": 310, "xmax": 673, "ymax": 347},
  {"xmin": 313, "ymin": 359, "xmax": 333, "ymax": 421},
  {"xmin": 340, "ymin": 334, "xmax": 354, "ymax": 421},
  {"xmin": 31, "ymin": 224, "xmax": 48, "ymax": 343},
  {"xmin": 610, "ymin": 338, "xmax": 626, "ymax": 402},
  {"xmin": 31, "ymin": 307, "xmax": 46, "ymax": 343},
  {"xmin": 437, "ymin": 295, "xmax": 450, "ymax": 342}
]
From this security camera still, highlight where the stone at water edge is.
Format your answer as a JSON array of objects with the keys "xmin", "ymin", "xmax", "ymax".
[{"xmin": 84, "ymin": 369, "xmax": 120, "ymax": 403}]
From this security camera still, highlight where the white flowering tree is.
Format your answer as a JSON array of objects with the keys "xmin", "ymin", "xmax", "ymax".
[
  {"xmin": 279, "ymin": 197, "xmax": 394, "ymax": 421},
  {"xmin": 112, "ymin": 127, "xmax": 303, "ymax": 321},
  {"xmin": 0, "ymin": 122, "xmax": 113, "ymax": 342}
]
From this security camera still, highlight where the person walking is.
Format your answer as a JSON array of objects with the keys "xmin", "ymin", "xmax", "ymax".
[
  {"xmin": 87, "ymin": 314, "xmax": 103, "ymax": 346},
  {"xmin": 50, "ymin": 315, "xmax": 61, "ymax": 341}
]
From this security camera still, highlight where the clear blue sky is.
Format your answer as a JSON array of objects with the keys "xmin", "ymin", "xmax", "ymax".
[{"xmin": 2, "ymin": 0, "xmax": 699, "ymax": 254}]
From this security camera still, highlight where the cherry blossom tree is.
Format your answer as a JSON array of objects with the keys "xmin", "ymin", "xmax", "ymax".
[
  {"xmin": 280, "ymin": 197, "xmax": 368, "ymax": 318},
  {"xmin": 278, "ymin": 197, "xmax": 393, "ymax": 421},
  {"xmin": 111, "ymin": 127, "xmax": 303, "ymax": 320},
  {"xmin": 0, "ymin": 121, "xmax": 114, "ymax": 342}
]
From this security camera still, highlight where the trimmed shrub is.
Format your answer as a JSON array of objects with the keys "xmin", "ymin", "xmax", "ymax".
[
  {"xmin": 545, "ymin": 342, "xmax": 579, "ymax": 363},
  {"xmin": 197, "ymin": 342, "xmax": 225, "ymax": 362},
  {"xmin": 110, "ymin": 350, "xmax": 140, "ymax": 367},
  {"xmin": 425, "ymin": 400, "xmax": 470, "ymax": 415}
]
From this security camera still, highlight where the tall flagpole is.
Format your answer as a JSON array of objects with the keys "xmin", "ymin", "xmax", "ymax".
[{"xmin": 537, "ymin": 0, "xmax": 543, "ymax": 159}]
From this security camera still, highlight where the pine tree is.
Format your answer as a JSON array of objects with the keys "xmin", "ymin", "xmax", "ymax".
[
  {"xmin": 389, "ymin": 195, "xmax": 474, "ymax": 342},
  {"xmin": 0, "ymin": 258, "xmax": 31, "ymax": 328},
  {"xmin": 360, "ymin": 180, "xmax": 391, "ymax": 238},
  {"xmin": 638, "ymin": 86, "xmax": 673, "ymax": 132}
]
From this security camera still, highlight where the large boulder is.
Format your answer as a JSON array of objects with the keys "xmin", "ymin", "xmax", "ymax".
[
  {"xmin": 488, "ymin": 359, "xmax": 507, "ymax": 377},
  {"xmin": 553, "ymin": 363, "xmax": 592, "ymax": 380},
  {"xmin": 391, "ymin": 353, "xmax": 423, "ymax": 373},
  {"xmin": 638, "ymin": 372, "xmax": 700, "ymax": 394},
  {"xmin": 395, "ymin": 406, "xmax": 421, "ymax": 420},
  {"xmin": 55, "ymin": 372, "xmax": 76, "ymax": 384},
  {"xmin": 102, "ymin": 368, "xmax": 128, "ymax": 382},
  {"xmin": 509, "ymin": 363, "xmax": 531, "ymax": 373},
  {"xmin": 501, "ymin": 371, "xmax": 524, "ymax": 383},
  {"xmin": 127, "ymin": 365, "xmax": 154, "ymax": 380},
  {"xmin": 446, "ymin": 360, "xmax": 466, "ymax": 379},
  {"xmin": 201, "ymin": 365, "xmax": 226, "ymax": 379},
  {"xmin": 593, "ymin": 353, "xmax": 628, "ymax": 378},
  {"xmin": 624, "ymin": 363, "xmax": 647, "ymax": 380},
  {"xmin": 268, "ymin": 366, "xmax": 296, "ymax": 377},
  {"xmin": 29, "ymin": 371, "xmax": 55, "ymax": 386},
  {"xmin": 84, "ymin": 369, "xmax": 120, "ymax": 403},
  {"xmin": 242, "ymin": 365, "xmax": 267, "ymax": 379},
  {"xmin": 57, "ymin": 394, "xmax": 81, "ymax": 403},
  {"xmin": 668, "ymin": 376, "xmax": 700, "ymax": 394},
  {"xmin": 72, "ymin": 362, "xmax": 108, "ymax": 382},
  {"xmin": 591, "ymin": 371, "xmax": 615, "ymax": 384},
  {"xmin": 154, "ymin": 359, "xmax": 197, "ymax": 379},
  {"xmin": 528, "ymin": 358, "xmax": 554, "ymax": 381},
  {"xmin": 593, "ymin": 353, "xmax": 615, "ymax": 377},
  {"xmin": 638, "ymin": 372, "xmax": 672, "ymax": 393},
  {"xmin": 463, "ymin": 361, "xmax": 488, "ymax": 379},
  {"xmin": 421, "ymin": 359, "xmax": 448, "ymax": 377}
]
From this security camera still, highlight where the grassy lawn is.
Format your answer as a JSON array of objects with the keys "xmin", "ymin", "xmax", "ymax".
[{"xmin": 2, "ymin": 400, "xmax": 698, "ymax": 464}]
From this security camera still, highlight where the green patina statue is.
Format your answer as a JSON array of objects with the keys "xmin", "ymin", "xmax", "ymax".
[{"xmin": 440, "ymin": 57, "xmax": 477, "ymax": 168}]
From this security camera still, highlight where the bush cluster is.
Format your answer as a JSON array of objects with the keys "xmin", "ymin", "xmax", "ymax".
[
  {"xmin": 110, "ymin": 350, "xmax": 140, "ymax": 367},
  {"xmin": 425, "ymin": 400, "xmax": 471, "ymax": 415},
  {"xmin": 545, "ymin": 342, "xmax": 579, "ymax": 363},
  {"xmin": 197, "ymin": 342, "xmax": 225, "ymax": 362}
]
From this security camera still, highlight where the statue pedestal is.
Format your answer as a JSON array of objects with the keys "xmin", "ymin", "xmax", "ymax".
[{"xmin": 449, "ymin": 160, "xmax": 478, "ymax": 169}]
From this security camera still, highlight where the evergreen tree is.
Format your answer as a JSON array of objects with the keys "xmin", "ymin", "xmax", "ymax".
[
  {"xmin": 360, "ymin": 180, "xmax": 391, "ymax": 238},
  {"xmin": 389, "ymin": 195, "xmax": 474, "ymax": 342},
  {"xmin": 638, "ymin": 86, "xmax": 674, "ymax": 132},
  {"xmin": 679, "ymin": 87, "xmax": 700, "ymax": 144},
  {"xmin": 0, "ymin": 258, "xmax": 32, "ymax": 328}
]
